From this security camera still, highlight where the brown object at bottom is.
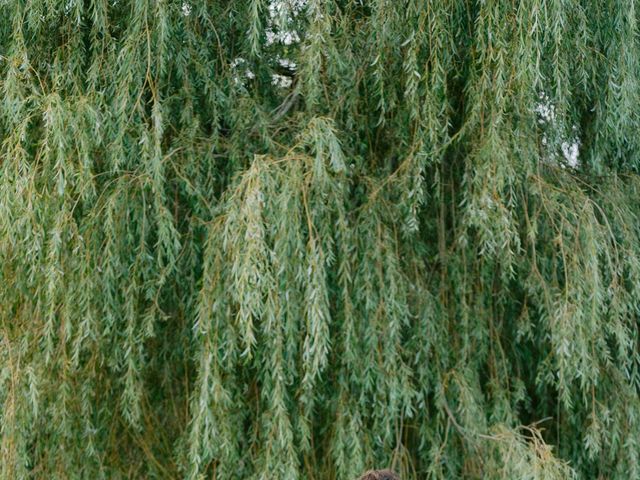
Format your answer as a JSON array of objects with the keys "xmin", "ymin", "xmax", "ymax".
[{"xmin": 358, "ymin": 469, "xmax": 400, "ymax": 480}]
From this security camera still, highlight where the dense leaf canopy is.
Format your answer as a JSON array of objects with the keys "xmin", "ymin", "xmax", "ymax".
[{"xmin": 1, "ymin": 0, "xmax": 640, "ymax": 478}]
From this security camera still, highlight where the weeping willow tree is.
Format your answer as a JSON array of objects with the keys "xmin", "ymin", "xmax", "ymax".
[{"xmin": 1, "ymin": 0, "xmax": 640, "ymax": 478}]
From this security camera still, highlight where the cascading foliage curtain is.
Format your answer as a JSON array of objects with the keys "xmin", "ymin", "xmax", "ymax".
[{"xmin": 1, "ymin": 0, "xmax": 639, "ymax": 478}]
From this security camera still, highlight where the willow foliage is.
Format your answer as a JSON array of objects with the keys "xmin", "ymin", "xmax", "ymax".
[{"xmin": 1, "ymin": 0, "xmax": 640, "ymax": 479}]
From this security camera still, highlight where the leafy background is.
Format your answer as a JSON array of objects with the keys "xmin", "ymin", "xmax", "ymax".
[{"xmin": 1, "ymin": 0, "xmax": 639, "ymax": 478}]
